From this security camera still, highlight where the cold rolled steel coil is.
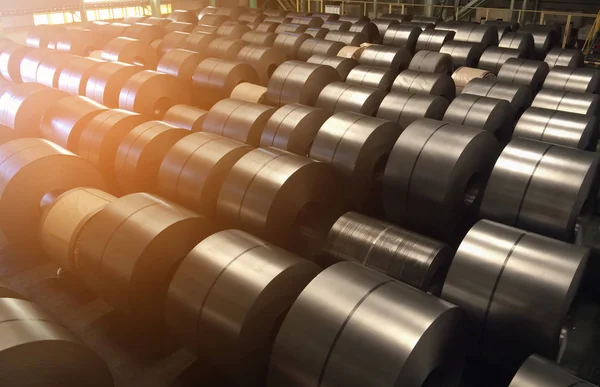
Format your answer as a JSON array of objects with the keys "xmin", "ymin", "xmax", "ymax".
[
  {"xmin": 393, "ymin": 69, "xmax": 456, "ymax": 100},
  {"xmin": 481, "ymin": 138, "xmax": 599, "ymax": 240},
  {"xmin": 531, "ymin": 89, "xmax": 600, "ymax": 117},
  {"xmin": 264, "ymin": 16, "xmax": 292, "ymax": 24},
  {"xmin": 453, "ymin": 24, "xmax": 498, "ymax": 48},
  {"xmin": 544, "ymin": 48, "xmax": 584, "ymax": 69},
  {"xmin": 162, "ymin": 104, "xmax": 207, "ymax": 132},
  {"xmin": 230, "ymin": 82, "xmax": 268, "ymax": 103},
  {"xmin": 478, "ymin": 47, "xmax": 525, "ymax": 74},
  {"xmin": 216, "ymin": 23, "xmax": 251, "ymax": 39},
  {"xmin": 268, "ymin": 261, "xmax": 466, "ymax": 387},
  {"xmin": 509, "ymin": 355, "xmax": 599, "ymax": 387},
  {"xmin": 411, "ymin": 15, "xmax": 441, "ymax": 24},
  {"xmin": 485, "ymin": 20, "xmax": 520, "ymax": 34},
  {"xmin": 345, "ymin": 65, "xmax": 395, "ymax": 90},
  {"xmin": 305, "ymin": 27, "xmax": 329, "ymax": 39},
  {"xmin": 40, "ymin": 95, "xmax": 107, "ymax": 150},
  {"xmin": 462, "ymin": 78, "xmax": 533, "ymax": 116},
  {"xmin": 215, "ymin": 6, "xmax": 245, "ymax": 20},
  {"xmin": 307, "ymin": 54, "xmax": 357, "ymax": 80},
  {"xmin": 92, "ymin": 22, "xmax": 130, "ymax": 46},
  {"xmin": 19, "ymin": 48, "xmax": 56, "ymax": 83},
  {"xmin": 513, "ymin": 107, "xmax": 597, "ymax": 150},
  {"xmin": 439, "ymin": 41, "xmax": 483, "ymax": 70},
  {"xmin": 266, "ymin": 60, "xmax": 340, "ymax": 106},
  {"xmin": 238, "ymin": 13, "xmax": 265, "ymax": 25},
  {"xmin": 371, "ymin": 18, "xmax": 398, "ymax": 39},
  {"xmin": 315, "ymin": 82, "xmax": 386, "ymax": 116},
  {"xmin": 296, "ymin": 39, "xmax": 345, "ymax": 61},
  {"xmin": 101, "ymin": 37, "xmax": 158, "ymax": 68},
  {"xmin": 241, "ymin": 31, "xmax": 277, "ymax": 46},
  {"xmin": 260, "ymin": 103, "xmax": 330, "ymax": 155},
  {"xmin": 452, "ymin": 67, "xmax": 494, "ymax": 94},
  {"xmin": 156, "ymin": 31, "xmax": 189, "ymax": 56},
  {"xmin": 157, "ymin": 132, "xmax": 251, "ymax": 216},
  {"xmin": 143, "ymin": 17, "xmax": 172, "ymax": 28},
  {"xmin": 325, "ymin": 30, "xmax": 369, "ymax": 46},
  {"xmin": 55, "ymin": 29, "xmax": 98, "ymax": 56},
  {"xmin": 168, "ymin": 10, "xmax": 198, "ymax": 25},
  {"xmin": 254, "ymin": 21, "xmax": 280, "ymax": 33},
  {"xmin": 0, "ymin": 43, "xmax": 30, "ymax": 83},
  {"xmin": 207, "ymin": 37, "xmax": 248, "ymax": 60},
  {"xmin": 542, "ymin": 66, "xmax": 600, "ymax": 94},
  {"xmin": 57, "ymin": 56, "xmax": 105, "ymax": 96},
  {"xmin": 322, "ymin": 211, "xmax": 452, "ymax": 292},
  {"xmin": 338, "ymin": 15, "xmax": 370, "ymax": 23},
  {"xmin": 408, "ymin": 50, "xmax": 453, "ymax": 74},
  {"xmin": 443, "ymin": 94, "xmax": 515, "ymax": 141},
  {"xmin": 309, "ymin": 112, "xmax": 401, "ymax": 208},
  {"xmin": 193, "ymin": 58, "xmax": 259, "ymax": 108},
  {"xmin": 122, "ymin": 15, "xmax": 147, "ymax": 24},
  {"xmin": 123, "ymin": 23, "xmax": 165, "ymax": 45},
  {"xmin": 273, "ymin": 32, "xmax": 311, "ymax": 59},
  {"xmin": 0, "ymin": 138, "xmax": 105, "ymax": 252},
  {"xmin": 518, "ymin": 24, "xmax": 559, "ymax": 59},
  {"xmin": 498, "ymin": 32, "xmax": 535, "ymax": 57},
  {"xmin": 76, "ymin": 192, "xmax": 213, "ymax": 322},
  {"xmin": 358, "ymin": 45, "xmax": 412, "ymax": 74},
  {"xmin": 262, "ymin": 9, "xmax": 286, "ymax": 17},
  {"xmin": 119, "ymin": 70, "xmax": 190, "ymax": 118},
  {"xmin": 198, "ymin": 6, "xmax": 218, "ymax": 16},
  {"xmin": 402, "ymin": 21, "xmax": 435, "ymax": 31},
  {"xmin": 217, "ymin": 147, "xmax": 343, "ymax": 257},
  {"xmin": 377, "ymin": 91, "xmax": 449, "ymax": 127},
  {"xmin": 162, "ymin": 22, "xmax": 193, "ymax": 37},
  {"xmin": 348, "ymin": 21, "xmax": 380, "ymax": 43},
  {"xmin": 383, "ymin": 24, "xmax": 421, "ymax": 53},
  {"xmin": 497, "ymin": 58, "xmax": 549, "ymax": 92},
  {"xmin": 157, "ymin": 46, "xmax": 203, "ymax": 79},
  {"xmin": 202, "ymin": 98, "xmax": 275, "ymax": 145},
  {"xmin": 290, "ymin": 17, "xmax": 323, "ymax": 28},
  {"xmin": 322, "ymin": 20, "xmax": 351, "ymax": 31},
  {"xmin": 380, "ymin": 14, "xmax": 412, "ymax": 22},
  {"xmin": 166, "ymin": 229, "xmax": 320, "ymax": 385},
  {"xmin": 194, "ymin": 24, "xmax": 218, "ymax": 34},
  {"xmin": 275, "ymin": 23, "xmax": 308, "ymax": 34},
  {"xmin": 383, "ymin": 119, "xmax": 500, "ymax": 240},
  {"xmin": 183, "ymin": 31, "xmax": 216, "ymax": 52},
  {"xmin": 85, "ymin": 61, "xmax": 141, "ymax": 108},
  {"xmin": 415, "ymin": 29, "xmax": 455, "ymax": 52},
  {"xmin": 312, "ymin": 13, "xmax": 339, "ymax": 22},
  {"xmin": 26, "ymin": 24, "xmax": 66, "ymax": 48},
  {"xmin": 442, "ymin": 220, "xmax": 588, "ymax": 362}
]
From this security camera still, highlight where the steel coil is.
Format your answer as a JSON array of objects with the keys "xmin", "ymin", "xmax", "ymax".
[
  {"xmin": 442, "ymin": 219, "xmax": 587, "ymax": 361},
  {"xmin": 242, "ymin": 31, "xmax": 277, "ymax": 45},
  {"xmin": 216, "ymin": 23, "xmax": 251, "ymax": 39},
  {"xmin": 238, "ymin": 13, "xmax": 266, "ymax": 25},
  {"xmin": 297, "ymin": 38, "xmax": 345, "ymax": 61},
  {"xmin": 202, "ymin": 98, "xmax": 275, "ymax": 145},
  {"xmin": 345, "ymin": 65, "xmax": 395, "ymax": 90},
  {"xmin": 215, "ymin": 6, "xmax": 245, "ymax": 20},
  {"xmin": 101, "ymin": 37, "xmax": 158, "ymax": 68},
  {"xmin": 264, "ymin": 16, "xmax": 292, "ymax": 24},
  {"xmin": 408, "ymin": 50, "xmax": 453, "ymax": 74},
  {"xmin": 56, "ymin": 28, "xmax": 101, "ymax": 56},
  {"xmin": 76, "ymin": 192, "xmax": 212, "ymax": 322},
  {"xmin": 144, "ymin": 17, "xmax": 172, "ymax": 28},
  {"xmin": 382, "ymin": 24, "xmax": 421, "ymax": 53},
  {"xmin": 485, "ymin": 20, "xmax": 520, "ymax": 35},
  {"xmin": 481, "ymin": 138, "xmax": 599, "ymax": 240},
  {"xmin": 275, "ymin": 23, "xmax": 308, "ymax": 34},
  {"xmin": 157, "ymin": 48, "xmax": 203, "ymax": 81},
  {"xmin": 411, "ymin": 15, "xmax": 441, "ymax": 24},
  {"xmin": 207, "ymin": 37, "xmax": 248, "ymax": 60},
  {"xmin": 544, "ymin": 47, "xmax": 583, "ymax": 69},
  {"xmin": 166, "ymin": 229, "xmax": 320, "ymax": 386},
  {"xmin": 254, "ymin": 21, "xmax": 280, "ymax": 33},
  {"xmin": 162, "ymin": 104, "xmax": 207, "ymax": 132},
  {"xmin": 322, "ymin": 20, "xmax": 351, "ymax": 31},
  {"xmin": 183, "ymin": 31, "xmax": 217, "ymax": 52},
  {"xmin": 291, "ymin": 17, "xmax": 323, "ymax": 28},
  {"xmin": 380, "ymin": 14, "xmax": 412, "ymax": 22},
  {"xmin": 358, "ymin": 45, "xmax": 412, "ymax": 74},
  {"xmin": 198, "ymin": 6, "xmax": 219, "ymax": 16},
  {"xmin": 462, "ymin": 78, "xmax": 533, "ymax": 116},
  {"xmin": 338, "ymin": 15, "xmax": 370, "ymax": 23},
  {"xmin": 260, "ymin": 103, "xmax": 330, "ymax": 155},
  {"xmin": 0, "ymin": 43, "xmax": 30, "ymax": 83},
  {"xmin": 478, "ymin": 47, "xmax": 525, "ymax": 73},
  {"xmin": 531, "ymin": 89, "xmax": 599, "ymax": 117},
  {"xmin": 307, "ymin": 54, "xmax": 357, "ymax": 80},
  {"xmin": 542, "ymin": 66, "xmax": 600, "ymax": 94},
  {"xmin": 229, "ymin": 82, "xmax": 267, "ymax": 104},
  {"xmin": 454, "ymin": 24, "xmax": 499, "ymax": 48},
  {"xmin": 92, "ymin": 22, "xmax": 130, "ymax": 46},
  {"xmin": 322, "ymin": 211, "xmax": 452, "ymax": 292},
  {"xmin": 156, "ymin": 31, "xmax": 189, "ymax": 56},
  {"xmin": 452, "ymin": 66, "xmax": 494, "ymax": 94},
  {"xmin": 383, "ymin": 118, "xmax": 499, "ymax": 240},
  {"xmin": 273, "ymin": 32, "xmax": 311, "ymax": 59},
  {"xmin": 40, "ymin": 95, "xmax": 107, "ymax": 150},
  {"xmin": 325, "ymin": 30, "xmax": 369, "ymax": 46},
  {"xmin": 26, "ymin": 24, "xmax": 66, "ymax": 48},
  {"xmin": 57, "ymin": 56, "xmax": 105, "ymax": 96},
  {"xmin": 415, "ymin": 29, "xmax": 455, "ymax": 52},
  {"xmin": 266, "ymin": 60, "xmax": 340, "ymax": 106},
  {"xmin": 402, "ymin": 21, "xmax": 435, "ymax": 31},
  {"xmin": 312, "ymin": 12, "xmax": 339, "ymax": 22},
  {"xmin": 371, "ymin": 18, "xmax": 399, "ymax": 39},
  {"xmin": 316, "ymin": 82, "xmax": 386, "ymax": 116},
  {"xmin": 496, "ymin": 58, "xmax": 549, "ymax": 92},
  {"xmin": 0, "ymin": 138, "xmax": 105, "ymax": 252},
  {"xmin": 439, "ymin": 41, "xmax": 483, "ymax": 70},
  {"xmin": 123, "ymin": 23, "xmax": 165, "ymax": 45},
  {"xmin": 193, "ymin": 58, "xmax": 259, "ymax": 108},
  {"xmin": 269, "ymin": 261, "xmax": 466, "ymax": 387},
  {"xmin": 84, "ymin": 61, "xmax": 141, "ymax": 108},
  {"xmin": 443, "ymin": 94, "xmax": 515, "ymax": 141},
  {"xmin": 377, "ymin": 91, "xmax": 449, "ymax": 127},
  {"xmin": 348, "ymin": 21, "xmax": 380, "ymax": 43},
  {"xmin": 509, "ymin": 355, "xmax": 598, "ymax": 387},
  {"xmin": 393, "ymin": 69, "xmax": 456, "ymax": 100},
  {"xmin": 168, "ymin": 10, "xmax": 198, "ymax": 25},
  {"xmin": 164, "ymin": 21, "xmax": 194, "ymax": 34},
  {"xmin": 498, "ymin": 32, "xmax": 535, "ymax": 57},
  {"xmin": 513, "ymin": 107, "xmax": 597, "ymax": 150},
  {"xmin": 0, "ymin": 280, "xmax": 24, "ymax": 299},
  {"xmin": 193, "ymin": 24, "xmax": 219, "ymax": 34},
  {"xmin": 122, "ymin": 15, "xmax": 147, "ymax": 23},
  {"xmin": 19, "ymin": 48, "xmax": 55, "ymax": 84},
  {"xmin": 305, "ymin": 27, "xmax": 329, "ymax": 39},
  {"xmin": 217, "ymin": 147, "xmax": 343, "ymax": 257},
  {"xmin": 518, "ymin": 25, "xmax": 559, "ymax": 59}
]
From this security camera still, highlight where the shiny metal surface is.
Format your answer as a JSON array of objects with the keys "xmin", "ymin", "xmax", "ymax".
[
  {"xmin": 338, "ymin": 15, "xmax": 370, "ymax": 23},
  {"xmin": 393, "ymin": 69, "xmax": 456, "ymax": 100},
  {"xmin": 254, "ymin": 21, "xmax": 280, "ymax": 33},
  {"xmin": 315, "ymin": 82, "xmax": 386, "ymax": 116},
  {"xmin": 268, "ymin": 261, "xmax": 466, "ymax": 387},
  {"xmin": 296, "ymin": 39, "xmax": 345, "ymax": 61},
  {"xmin": 496, "ymin": 58, "xmax": 549, "ymax": 92},
  {"xmin": 241, "ymin": 31, "xmax": 277, "ymax": 45},
  {"xmin": 382, "ymin": 24, "xmax": 421, "ymax": 52},
  {"xmin": 26, "ymin": 24, "xmax": 66, "ymax": 48},
  {"xmin": 513, "ymin": 107, "xmax": 598, "ymax": 150},
  {"xmin": 531, "ymin": 89, "xmax": 600, "ymax": 117},
  {"xmin": 123, "ymin": 23, "xmax": 165, "ymax": 45},
  {"xmin": 193, "ymin": 24, "xmax": 218, "ymax": 34},
  {"xmin": 443, "ymin": 94, "xmax": 515, "ymax": 141},
  {"xmin": 157, "ymin": 48, "xmax": 203, "ymax": 81},
  {"xmin": 166, "ymin": 229, "xmax": 320, "ymax": 386},
  {"xmin": 415, "ymin": 28, "xmax": 455, "ymax": 52},
  {"xmin": 440, "ymin": 41, "xmax": 483, "ymax": 70},
  {"xmin": 345, "ymin": 65, "xmax": 395, "ymax": 90},
  {"xmin": 408, "ymin": 50, "xmax": 453, "ymax": 74},
  {"xmin": 101, "ymin": 37, "xmax": 158, "ymax": 68},
  {"xmin": 165, "ymin": 22, "xmax": 194, "ymax": 34},
  {"xmin": 260, "ymin": 103, "xmax": 330, "ymax": 155},
  {"xmin": 162, "ymin": 104, "xmax": 207, "ymax": 132},
  {"xmin": 264, "ymin": 16, "xmax": 292, "ymax": 25},
  {"xmin": 498, "ymin": 32, "xmax": 535, "ymax": 57},
  {"xmin": 19, "ymin": 48, "xmax": 54, "ymax": 83},
  {"xmin": 157, "ymin": 132, "xmax": 251, "ymax": 217},
  {"xmin": 290, "ymin": 17, "xmax": 323, "ymax": 28},
  {"xmin": 322, "ymin": 20, "xmax": 351, "ymax": 31},
  {"xmin": 307, "ymin": 54, "xmax": 358, "ymax": 80},
  {"xmin": 192, "ymin": 58, "xmax": 259, "ymax": 108},
  {"xmin": 202, "ymin": 98, "xmax": 275, "ymax": 145},
  {"xmin": 453, "ymin": 24, "xmax": 498, "ymax": 48},
  {"xmin": 57, "ymin": 56, "xmax": 105, "ymax": 96},
  {"xmin": 371, "ymin": 18, "xmax": 399, "ymax": 39},
  {"xmin": 322, "ymin": 211, "xmax": 452, "ymax": 292},
  {"xmin": 509, "ymin": 355, "xmax": 598, "ymax": 387},
  {"xmin": 168, "ymin": 10, "xmax": 197, "ymax": 25},
  {"xmin": 275, "ymin": 23, "xmax": 308, "ymax": 34},
  {"xmin": 273, "ymin": 32, "xmax": 311, "ymax": 59},
  {"xmin": 544, "ymin": 48, "xmax": 584, "ymax": 68},
  {"xmin": 182, "ymin": 31, "xmax": 217, "ymax": 52},
  {"xmin": 207, "ymin": 37, "xmax": 248, "ymax": 60},
  {"xmin": 452, "ymin": 66, "xmax": 494, "ymax": 94},
  {"xmin": 305, "ymin": 27, "xmax": 329, "ymax": 39},
  {"xmin": 442, "ymin": 220, "xmax": 588, "ymax": 361},
  {"xmin": 0, "ymin": 43, "xmax": 30, "ymax": 83},
  {"xmin": 312, "ymin": 13, "xmax": 339, "ymax": 22},
  {"xmin": 197, "ymin": 13, "xmax": 229, "ymax": 26},
  {"xmin": 325, "ymin": 30, "xmax": 369, "ymax": 46},
  {"xmin": 518, "ymin": 24, "xmax": 559, "ymax": 59},
  {"xmin": 0, "ymin": 138, "xmax": 105, "ymax": 253},
  {"xmin": 236, "ymin": 45, "xmax": 286, "ymax": 86},
  {"xmin": 358, "ymin": 45, "xmax": 412, "ymax": 74},
  {"xmin": 383, "ymin": 119, "xmax": 499, "ymax": 240},
  {"xmin": 216, "ymin": 23, "xmax": 251, "ymax": 39},
  {"xmin": 85, "ymin": 61, "xmax": 142, "ymax": 108},
  {"xmin": 35, "ymin": 51, "xmax": 73, "ymax": 88},
  {"xmin": 217, "ymin": 147, "xmax": 343, "ymax": 258},
  {"xmin": 309, "ymin": 112, "xmax": 401, "ymax": 208},
  {"xmin": 266, "ymin": 60, "xmax": 340, "ymax": 106},
  {"xmin": 543, "ymin": 66, "xmax": 600, "ymax": 94},
  {"xmin": 348, "ymin": 21, "xmax": 380, "ymax": 43},
  {"xmin": 402, "ymin": 21, "xmax": 435, "ymax": 31},
  {"xmin": 411, "ymin": 15, "xmax": 441, "ymax": 24},
  {"xmin": 480, "ymin": 138, "xmax": 599, "ymax": 240},
  {"xmin": 462, "ymin": 78, "xmax": 533, "ymax": 116},
  {"xmin": 230, "ymin": 82, "xmax": 268, "ymax": 103},
  {"xmin": 377, "ymin": 91, "xmax": 449, "ymax": 127},
  {"xmin": 478, "ymin": 47, "xmax": 525, "ymax": 73}
]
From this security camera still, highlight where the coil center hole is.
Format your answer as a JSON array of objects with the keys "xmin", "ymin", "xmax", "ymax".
[
  {"xmin": 267, "ymin": 64, "xmax": 277, "ymax": 78},
  {"xmin": 463, "ymin": 173, "xmax": 482, "ymax": 209}
]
